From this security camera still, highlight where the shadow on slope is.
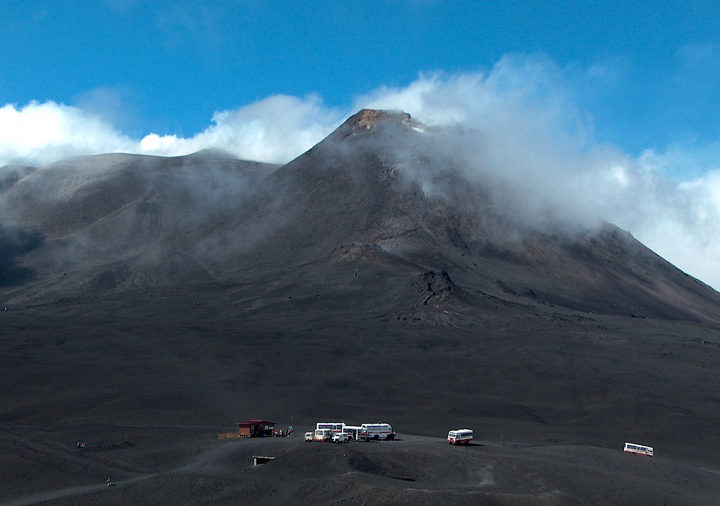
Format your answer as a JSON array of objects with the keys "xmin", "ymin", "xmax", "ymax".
[{"xmin": 0, "ymin": 224, "xmax": 43, "ymax": 287}]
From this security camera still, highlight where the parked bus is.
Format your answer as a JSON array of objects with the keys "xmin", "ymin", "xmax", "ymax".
[
  {"xmin": 447, "ymin": 429, "xmax": 474, "ymax": 445},
  {"xmin": 313, "ymin": 428, "xmax": 333, "ymax": 442},
  {"xmin": 361, "ymin": 423, "xmax": 395, "ymax": 440},
  {"xmin": 341, "ymin": 425, "xmax": 366, "ymax": 441},
  {"xmin": 316, "ymin": 422, "xmax": 346, "ymax": 434},
  {"xmin": 624, "ymin": 442, "xmax": 653, "ymax": 457}
]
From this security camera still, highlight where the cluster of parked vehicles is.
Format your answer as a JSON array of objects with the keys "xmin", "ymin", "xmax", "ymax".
[
  {"xmin": 304, "ymin": 422, "xmax": 477, "ymax": 445},
  {"xmin": 305, "ymin": 422, "xmax": 396, "ymax": 443},
  {"xmin": 303, "ymin": 425, "xmax": 652, "ymax": 458}
]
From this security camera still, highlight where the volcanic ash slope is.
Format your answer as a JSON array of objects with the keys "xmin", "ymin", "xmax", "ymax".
[{"xmin": 2, "ymin": 109, "xmax": 720, "ymax": 324}]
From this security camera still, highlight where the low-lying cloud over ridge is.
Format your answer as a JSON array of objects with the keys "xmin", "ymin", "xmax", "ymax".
[
  {"xmin": 2, "ymin": 54, "xmax": 720, "ymax": 290},
  {"xmin": 0, "ymin": 94, "xmax": 341, "ymax": 166}
]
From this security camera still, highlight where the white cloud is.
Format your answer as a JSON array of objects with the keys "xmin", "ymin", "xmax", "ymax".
[
  {"xmin": 0, "ymin": 94, "xmax": 343, "ymax": 166},
  {"xmin": 0, "ymin": 101, "xmax": 135, "ymax": 166},
  {"xmin": 351, "ymin": 57, "xmax": 720, "ymax": 289},
  {"xmin": 2, "ymin": 55, "xmax": 720, "ymax": 289},
  {"xmin": 182, "ymin": 94, "xmax": 344, "ymax": 163},
  {"xmin": 619, "ymin": 170, "xmax": 720, "ymax": 288}
]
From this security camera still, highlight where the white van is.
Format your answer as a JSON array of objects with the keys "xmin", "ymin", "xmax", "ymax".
[
  {"xmin": 624, "ymin": 442, "xmax": 653, "ymax": 457},
  {"xmin": 313, "ymin": 428, "xmax": 333, "ymax": 442},
  {"xmin": 447, "ymin": 429, "xmax": 473, "ymax": 445},
  {"xmin": 361, "ymin": 423, "xmax": 395, "ymax": 440},
  {"xmin": 332, "ymin": 433, "xmax": 350, "ymax": 443}
]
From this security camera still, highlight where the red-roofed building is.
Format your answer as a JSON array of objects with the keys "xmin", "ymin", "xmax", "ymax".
[{"xmin": 236, "ymin": 419, "xmax": 276, "ymax": 438}]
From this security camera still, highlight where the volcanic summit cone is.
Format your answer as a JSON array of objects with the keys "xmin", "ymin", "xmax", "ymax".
[{"xmin": 2, "ymin": 109, "xmax": 720, "ymax": 324}]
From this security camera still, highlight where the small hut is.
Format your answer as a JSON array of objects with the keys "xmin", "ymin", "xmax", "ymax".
[{"xmin": 237, "ymin": 419, "xmax": 276, "ymax": 438}]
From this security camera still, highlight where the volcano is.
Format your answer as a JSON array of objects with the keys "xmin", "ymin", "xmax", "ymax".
[
  {"xmin": 3, "ymin": 109, "xmax": 719, "ymax": 322},
  {"xmin": 2, "ymin": 110, "xmax": 720, "ymax": 505}
]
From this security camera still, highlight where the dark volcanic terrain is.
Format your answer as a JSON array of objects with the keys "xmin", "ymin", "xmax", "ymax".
[{"xmin": 1, "ymin": 110, "xmax": 720, "ymax": 505}]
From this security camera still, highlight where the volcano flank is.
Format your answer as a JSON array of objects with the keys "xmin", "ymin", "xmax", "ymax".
[{"xmin": 1, "ymin": 110, "xmax": 720, "ymax": 505}]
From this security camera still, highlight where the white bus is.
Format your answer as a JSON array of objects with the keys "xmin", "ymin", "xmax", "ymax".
[
  {"xmin": 624, "ymin": 442, "xmax": 653, "ymax": 457},
  {"xmin": 313, "ymin": 428, "xmax": 333, "ymax": 442},
  {"xmin": 361, "ymin": 423, "xmax": 395, "ymax": 440},
  {"xmin": 341, "ymin": 425, "xmax": 366, "ymax": 441},
  {"xmin": 447, "ymin": 429, "xmax": 473, "ymax": 445},
  {"xmin": 316, "ymin": 422, "xmax": 346, "ymax": 434}
]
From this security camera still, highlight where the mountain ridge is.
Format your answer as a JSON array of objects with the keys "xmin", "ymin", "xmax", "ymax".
[{"xmin": 1, "ymin": 109, "xmax": 719, "ymax": 324}]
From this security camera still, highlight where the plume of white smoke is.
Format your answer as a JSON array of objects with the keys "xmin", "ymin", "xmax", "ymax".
[{"xmin": 352, "ymin": 57, "xmax": 720, "ymax": 289}]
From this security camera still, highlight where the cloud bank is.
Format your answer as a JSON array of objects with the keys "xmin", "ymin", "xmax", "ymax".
[
  {"xmin": 0, "ymin": 101, "xmax": 136, "ymax": 166},
  {"xmin": 0, "ymin": 94, "xmax": 342, "ymax": 167},
  {"xmin": 1, "ymin": 54, "xmax": 720, "ymax": 290}
]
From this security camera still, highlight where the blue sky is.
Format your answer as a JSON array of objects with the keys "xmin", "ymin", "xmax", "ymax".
[
  {"xmin": 3, "ymin": 0, "xmax": 719, "ymax": 152},
  {"xmin": 2, "ymin": 0, "xmax": 720, "ymax": 288}
]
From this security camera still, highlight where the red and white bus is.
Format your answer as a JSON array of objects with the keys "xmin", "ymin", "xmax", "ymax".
[
  {"xmin": 447, "ymin": 429, "xmax": 473, "ymax": 445},
  {"xmin": 361, "ymin": 423, "xmax": 395, "ymax": 440},
  {"xmin": 624, "ymin": 442, "xmax": 654, "ymax": 457}
]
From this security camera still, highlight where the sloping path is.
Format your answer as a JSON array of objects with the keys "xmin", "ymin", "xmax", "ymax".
[
  {"xmin": 0, "ymin": 435, "xmax": 247, "ymax": 506},
  {"xmin": 2, "ymin": 474, "xmax": 159, "ymax": 506}
]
